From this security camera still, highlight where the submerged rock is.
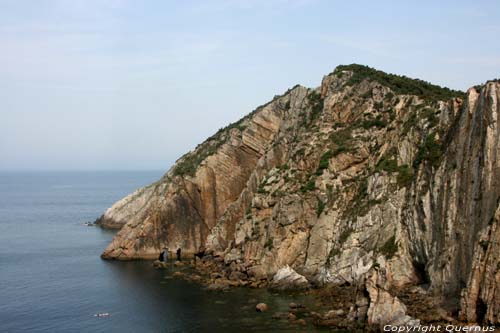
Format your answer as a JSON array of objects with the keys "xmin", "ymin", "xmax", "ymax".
[{"xmin": 294, "ymin": 319, "xmax": 307, "ymax": 326}]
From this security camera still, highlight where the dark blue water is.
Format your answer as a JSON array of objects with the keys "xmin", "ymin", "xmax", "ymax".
[{"xmin": 0, "ymin": 171, "xmax": 322, "ymax": 332}]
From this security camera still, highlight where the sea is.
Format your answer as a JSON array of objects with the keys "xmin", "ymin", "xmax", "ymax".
[{"xmin": 0, "ymin": 171, "xmax": 324, "ymax": 332}]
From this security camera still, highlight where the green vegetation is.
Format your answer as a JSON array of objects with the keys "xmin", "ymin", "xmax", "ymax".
[
  {"xmin": 330, "ymin": 128, "xmax": 353, "ymax": 146},
  {"xmin": 257, "ymin": 180, "xmax": 269, "ymax": 194},
  {"xmin": 343, "ymin": 177, "xmax": 384, "ymax": 219},
  {"xmin": 380, "ymin": 235, "xmax": 398, "ymax": 259},
  {"xmin": 316, "ymin": 151, "xmax": 335, "ymax": 175},
  {"xmin": 328, "ymin": 247, "xmax": 341, "ymax": 259},
  {"xmin": 338, "ymin": 228, "xmax": 353, "ymax": 244},
  {"xmin": 362, "ymin": 118, "xmax": 387, "ymax": 129},
  {"xmin": 316, "ymin": 128, "xmax": 356, "ymax": 175},
  {"xmin": 414, "ymin": 133, "xmax": 443, "ymax": 168},
  {"xmin": 402, "ymin": 112, "xmax": 418, "ymax": 135},
  {"xmin": 295, "ymin": 147, "xmax": 306, "ymax": 157},
  {"xmin": 277, "ymin": 163, "xmax": 290, "ymax": 171},
  {"xmin": 375, "ymin": 149, "xmax": 398, "ymax": 173},
  {"xmin": 308, "ymin": 90, "xmax": 324, "ymax": 121},
  {"xmin": 396, "ymin": 164, "xmax": 413, "ymax": 187},
  {"xmin": 361, "ymin": 90, "xmax": 373, "ymax": 99},
  {"xmin": 264, "ymin": 237, "xmax": 274, "ymax": 250},
  {"xmin": 300, "ymin": 179, "xmax": 316, "ymax": 193},
  {"xmin": 421, "ymin": 107, "xmax": 439, "ymax": 128},
  {"xmin": 257, "ymin": 188, "xmax": 268, "ymax": 194},
  {"xmin": 376, "ymin": 156, "xmax": 398, "ymax": 173},
  {"xmin": 376, "ymin": 149, "xmax": 414, "ymax": 187},
  {"xmin": 317, "ymin": 198, "xmax": 326, "ymax": 217},
  {"xmin": 334, "ymin": 64, "xmax": 465, "ymax": 102},
  {"xmin": 332, "ymin": 145, "xmax": 349, "ymax": 156}
]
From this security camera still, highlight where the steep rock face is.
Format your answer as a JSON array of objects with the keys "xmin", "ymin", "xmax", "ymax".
[
  {"xmin": 460, "ymin": 204, "xmax": 500, "ymax": 324},
  {"xmin": 100, "ymin": 86, "xmax": 310, "ymax": 259},
  {"xmin": 99, "ymin": 64, "xmax": 500, "ymax": 324}
]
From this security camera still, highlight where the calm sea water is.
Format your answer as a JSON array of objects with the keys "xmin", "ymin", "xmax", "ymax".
[{"xmin": 0, "ymin": 171, "xmax": 323, "ymax": 332}]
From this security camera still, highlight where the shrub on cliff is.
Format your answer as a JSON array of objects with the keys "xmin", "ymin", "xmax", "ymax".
[{"xmin": 334, "ymin": 64, "xmax": 465, "ymax": 102}]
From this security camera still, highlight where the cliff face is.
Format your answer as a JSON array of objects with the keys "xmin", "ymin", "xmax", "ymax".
[
  {"xmin": 99, "ymin": 85, "xmax": 311, "ymax": 258},
  {"xmin": 99, "ymin": 65, "xmax": 500, "ymax": 324}
]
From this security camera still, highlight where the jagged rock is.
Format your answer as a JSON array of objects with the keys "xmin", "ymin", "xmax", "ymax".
[
  {"xmin": 98, "ymin": 64, "xmax": 500, "ymax": 324},
  {"xmin": 460, "ymin": 204, "xmax": 500, "ymax": 324},
  {"xmin": 365, "ymin": 269, "xmax": 420, "ymax": 328},
  {"xmin": 268, "ymin": 266, "xmax": 309, "ymax": 291}
]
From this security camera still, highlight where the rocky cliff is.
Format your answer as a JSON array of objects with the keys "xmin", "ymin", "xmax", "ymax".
[{"xmin": 98, "ymin": 64, "xmax": 500, "ymax": 326}]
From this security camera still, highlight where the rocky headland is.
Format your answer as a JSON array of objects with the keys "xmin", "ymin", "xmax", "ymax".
[{"xmin": 97, "ymin": 64, "xmax": 500, "ymax": 330}]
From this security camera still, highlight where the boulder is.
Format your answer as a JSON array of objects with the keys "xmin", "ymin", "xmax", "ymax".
[
  {"xmin": 294, "ymin": 319, "xmax": 307, "ymax": 326},
  {"xmin": 152, "ymin": 260, "xmax": 167, "ymax": 269},
  {"xmin": 268, "ymin": 266, "xmax": 309, "ymax": 291},
  {"xmin": 256, "ymin": 303, "xmax": 269, "ymax": 312}
]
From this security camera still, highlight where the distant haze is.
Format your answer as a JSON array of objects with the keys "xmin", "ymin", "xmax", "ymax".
[{"xmin": 1, "ymin": 0, "xmax": 499, "ymax": 171}]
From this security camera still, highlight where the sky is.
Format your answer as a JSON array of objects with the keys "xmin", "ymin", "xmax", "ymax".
[{"xmin": 1, "ymin": 0, "xmax": 499, "ymax": 171}]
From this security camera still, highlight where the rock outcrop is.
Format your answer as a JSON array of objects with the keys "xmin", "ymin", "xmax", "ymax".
[
  {"xmin": 460, "ymin": 204, "xmax": 500, "ymax": 324},
  {"xmin": 99, "ymin": 64, "xmax": 500, "ymax": 325},
  {"xmin": 268, "ymin": 265, "xmax": 310, "ymax": 291},
  {"xmin": 365, "ymin": 268, "xmax": 420, "ymax": 328}
]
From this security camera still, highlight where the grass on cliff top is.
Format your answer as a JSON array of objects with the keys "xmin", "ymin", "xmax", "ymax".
[{"xmin": 334, "ymin": 64, "xmax": 465, "ymax": 102}]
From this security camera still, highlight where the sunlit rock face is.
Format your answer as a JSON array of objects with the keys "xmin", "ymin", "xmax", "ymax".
[{"xmin": 99, "ymin": 64, "xmax": 500, "ymax": 325}]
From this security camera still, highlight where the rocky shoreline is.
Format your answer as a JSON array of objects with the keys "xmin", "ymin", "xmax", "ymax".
[{"xmin": 151, "ymin": 255, "xmax": 469, "ymax": 331}]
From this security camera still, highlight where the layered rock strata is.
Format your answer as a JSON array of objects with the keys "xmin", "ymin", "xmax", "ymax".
[{"xmin": 99, "ymin": 64, "xmax": 500, "ymax": 325}]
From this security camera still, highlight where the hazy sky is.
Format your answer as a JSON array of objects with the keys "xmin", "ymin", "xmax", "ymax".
[{"xmin": 1, "ymin": 0, "xmax": 499, "ymax": 171}]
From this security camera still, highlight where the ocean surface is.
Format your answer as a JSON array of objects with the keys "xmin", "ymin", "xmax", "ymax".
[{"xmin": 0, "ymin": 171, "xmax": 324, "ymax": 332}]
